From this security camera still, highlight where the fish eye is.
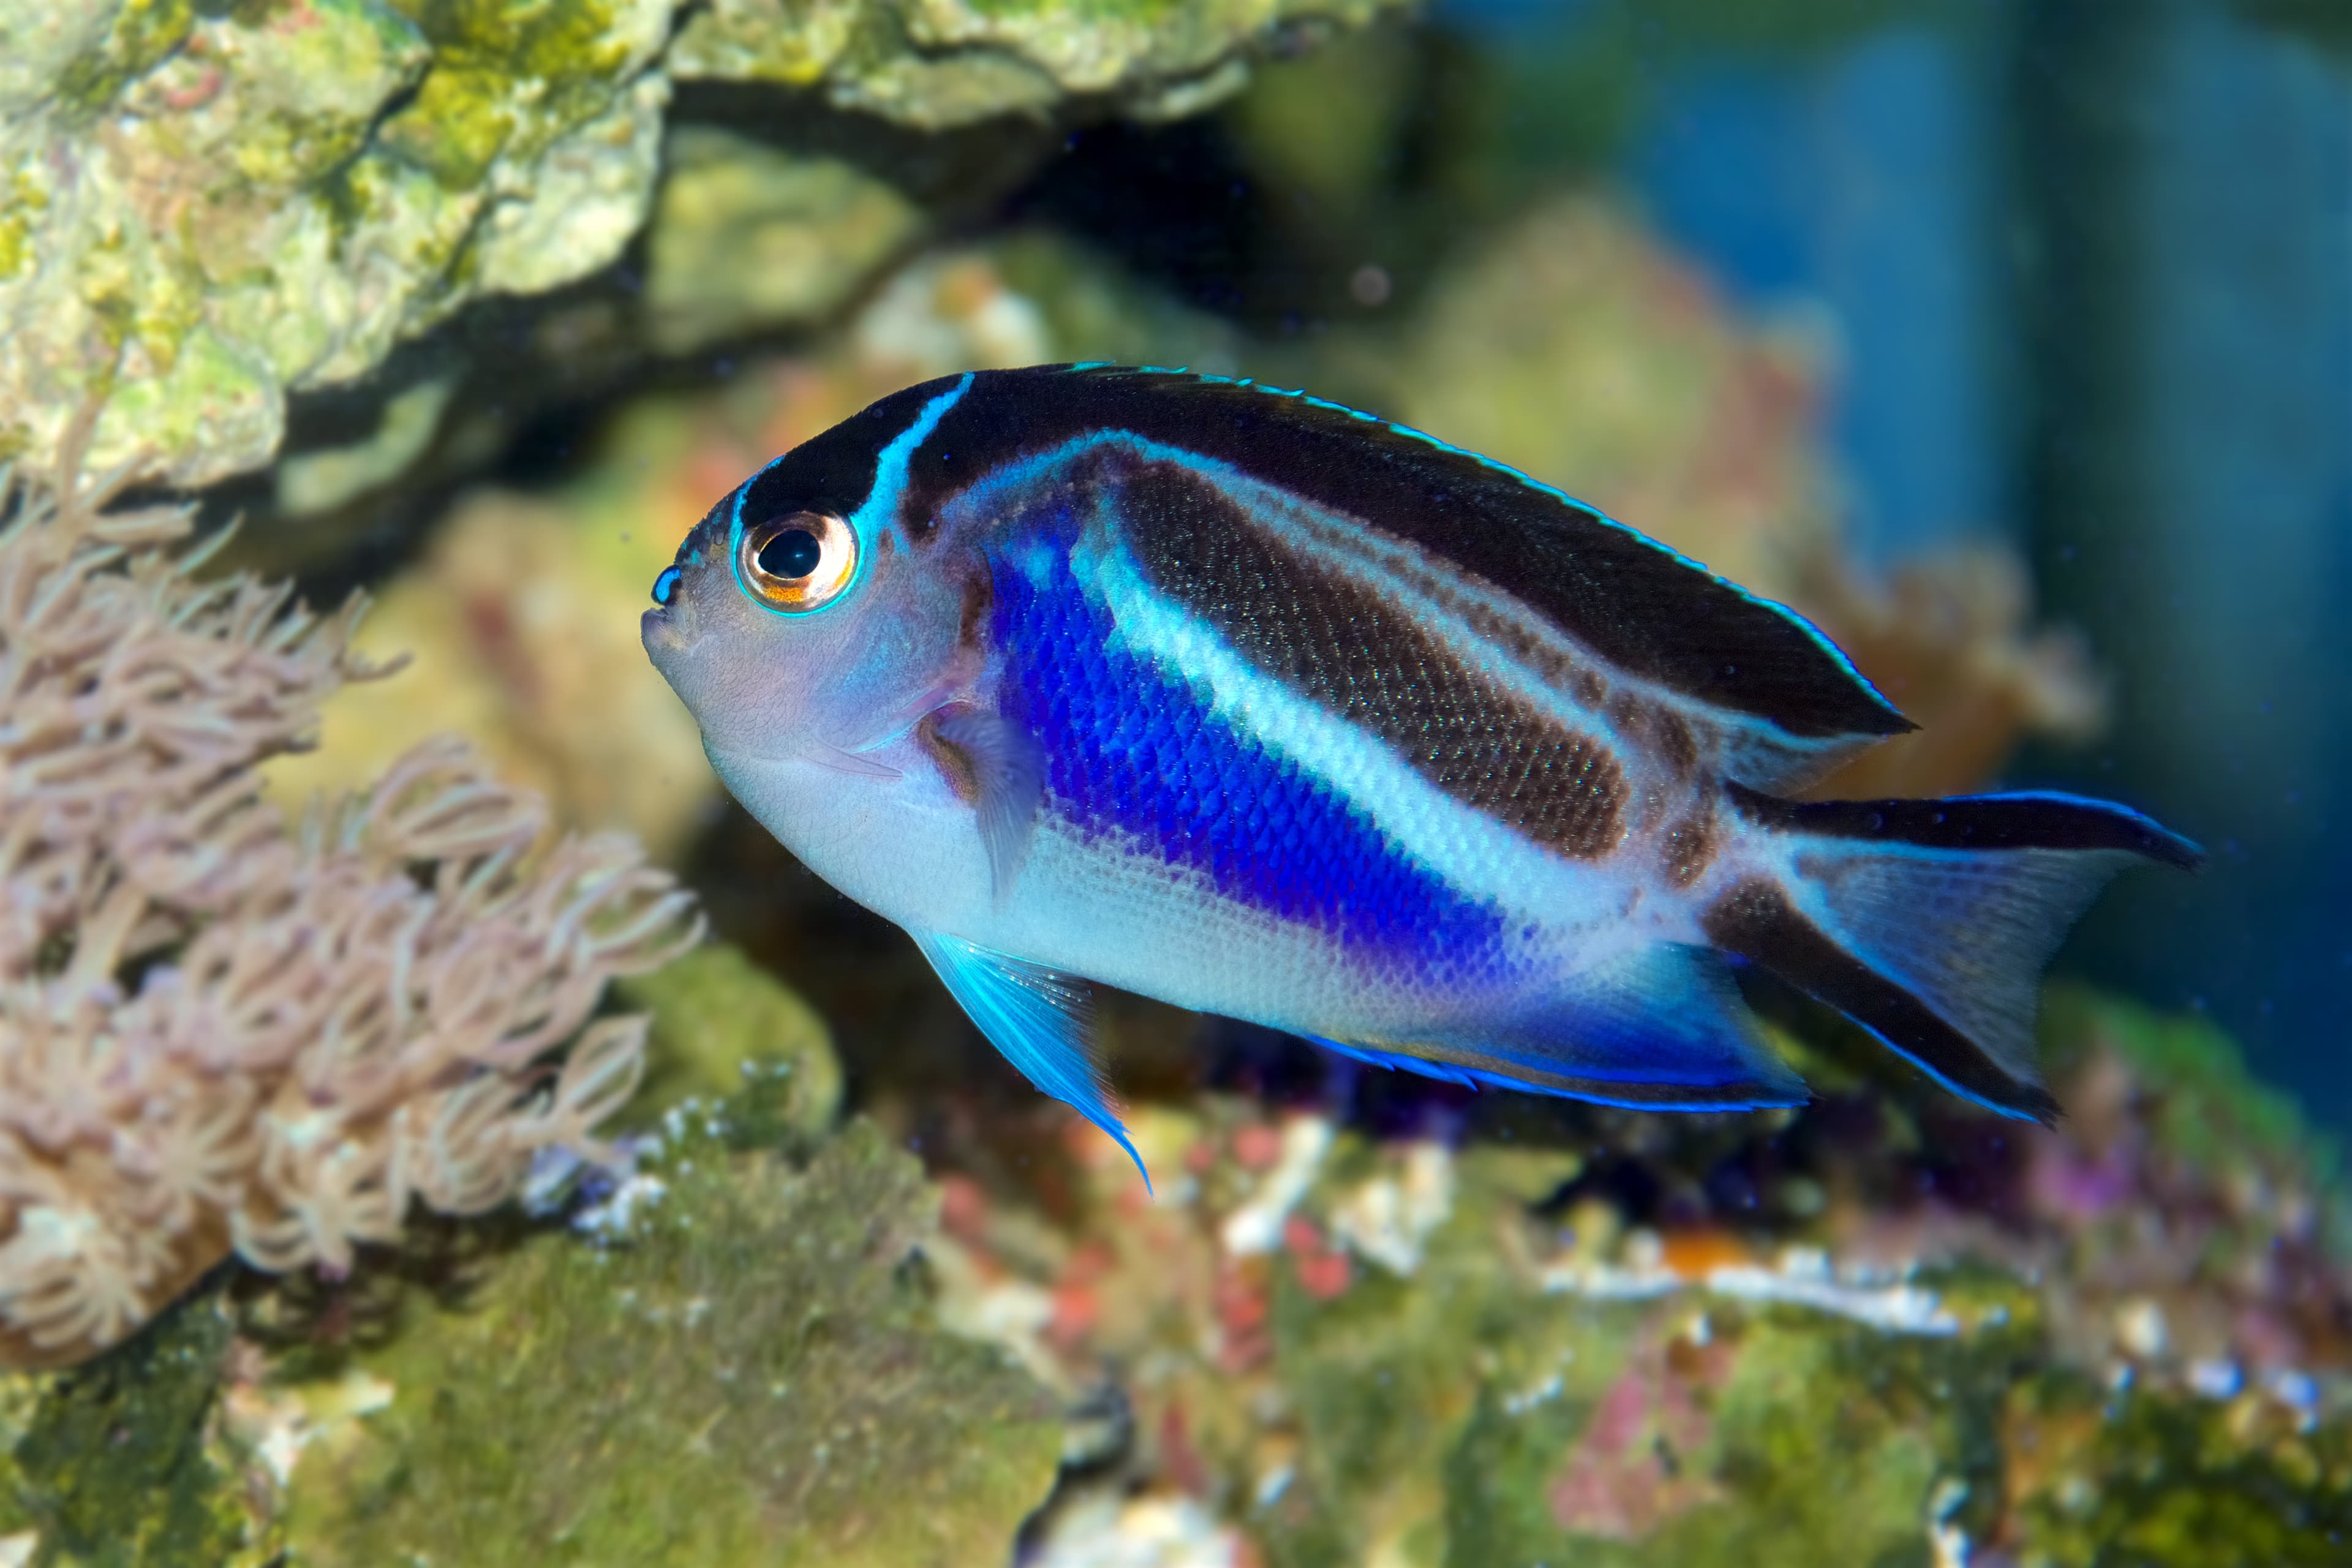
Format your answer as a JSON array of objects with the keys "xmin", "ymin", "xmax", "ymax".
[{"xmin": 737, "ymin": 511, "xmax": 857, "ymax": 613}]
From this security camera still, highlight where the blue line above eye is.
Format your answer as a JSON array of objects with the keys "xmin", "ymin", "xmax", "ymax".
[{"xmin": 652, "ymin": 566, "xmax": 680, "ymax": 605}]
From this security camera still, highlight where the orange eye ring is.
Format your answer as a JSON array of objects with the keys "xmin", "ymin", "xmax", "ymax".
[{"xmin": 737, "ymin": 511, "xmax": 858, "ymax": 614}]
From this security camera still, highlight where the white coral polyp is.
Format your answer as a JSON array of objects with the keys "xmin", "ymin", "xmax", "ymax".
[{"xmin": 0, "ymin": 426, "xmax": 701, "ymax": 1367}]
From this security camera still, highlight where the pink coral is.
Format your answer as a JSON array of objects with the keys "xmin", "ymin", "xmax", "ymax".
[{"xmin": 0, "ymin": 424, "xmax": 699, "ymax": 1368}]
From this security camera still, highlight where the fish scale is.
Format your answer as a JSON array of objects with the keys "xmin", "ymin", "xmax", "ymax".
[{"xmin": 992, "ymin": 529, "xmax": 1509, "ymax": 970}]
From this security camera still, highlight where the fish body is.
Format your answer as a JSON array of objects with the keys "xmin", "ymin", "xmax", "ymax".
[{"xmin": 644, "ymin": 364, "xmax": 2196, "ymax": 1175}]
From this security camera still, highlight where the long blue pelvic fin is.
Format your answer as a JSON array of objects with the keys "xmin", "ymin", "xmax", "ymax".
[
  {"xmin": 1319, "ymin": 944, "xmax": 1809, "ymax": 1112},
  {"xmin": 907, "ymin": 929, "xmax": 1149, "ymax": 1189},
  {"xmin": 926, "ymin": 709, "xmax": 1046, "ymax": 903}
]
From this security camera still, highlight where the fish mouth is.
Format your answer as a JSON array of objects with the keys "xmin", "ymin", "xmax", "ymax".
[{"xmin": 640, "ymin": 605, "xmax": 696, "ymax": 663}]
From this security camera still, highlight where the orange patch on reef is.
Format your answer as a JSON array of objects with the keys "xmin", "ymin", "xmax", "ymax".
[
  {"xmin": 1659, "ymin": 1228, "xmax": 1753, "ymax": 1278},
  {"xmin": 1049, "ymin": 1283, "xmax": 1099, "ymax": 1347}
]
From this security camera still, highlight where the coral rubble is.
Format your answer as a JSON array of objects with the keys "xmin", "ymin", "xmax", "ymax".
[
  {"xmin": 920, "ymin": 989, "xmax": 2351, "ymax": 1566},
  {"xmin": 0, "ymin": 438, "xmax": 698, "ymax": 1368}
]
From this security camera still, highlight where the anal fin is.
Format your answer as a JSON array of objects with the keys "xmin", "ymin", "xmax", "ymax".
[
  {"xmin": 1321, "ymin": 944, "xmax": 1808, "ymax": 1112},
  {"xmin": 908, "ymin": 929, "xmax": 1147, "ymax": 1188}
]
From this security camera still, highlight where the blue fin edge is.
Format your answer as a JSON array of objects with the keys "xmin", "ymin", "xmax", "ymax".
[
  {"xmin": 908, "ymin": 929, "xmax": 1150, "ymax": 1191},
  {"xmin": 1302, "ymin": 1036, "xmax": 1807, "ymax": 1115}
]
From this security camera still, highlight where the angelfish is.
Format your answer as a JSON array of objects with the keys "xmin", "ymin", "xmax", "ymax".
[{"xmin": 642, "ymin": 364, "xmax": 2196, "ymax": 1180}]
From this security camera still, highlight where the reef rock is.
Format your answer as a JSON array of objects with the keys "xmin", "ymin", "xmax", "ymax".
[
  {"xmin": 0, "ymin": 0, "xmax": 672, "ymax": 486},
  {"xmin": 0, "ymin": 0, "xmax": 1401, "ymax": 490},
  {"xmin": 643, "ymin": 125, "xmax": 927, "ymax": 356},
  {"xmin": 669, "ymin": 0, "xmax": 1401, "ymax": 130}
]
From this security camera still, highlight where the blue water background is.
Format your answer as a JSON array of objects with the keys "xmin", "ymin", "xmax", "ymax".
[{"xmin": 1440, "ymin": 0, "xmax": 2352, "ymax": 1125}]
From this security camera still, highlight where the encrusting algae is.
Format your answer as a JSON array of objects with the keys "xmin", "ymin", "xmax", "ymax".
[{"xmin": 0, "ymin": 423, "xmax": 699, "ymax": 1370}]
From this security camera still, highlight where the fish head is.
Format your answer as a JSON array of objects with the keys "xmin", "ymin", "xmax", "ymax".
[{"xmin": 642, "ymin": 380, "xmax": 979, "ymax": 771}]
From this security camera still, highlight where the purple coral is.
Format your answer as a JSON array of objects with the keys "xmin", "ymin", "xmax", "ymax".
[{"xmin": 0, "ymin": 421, "xmax": 700, "ymax": 1368}]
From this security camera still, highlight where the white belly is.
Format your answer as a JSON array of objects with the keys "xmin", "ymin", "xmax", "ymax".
[{"xmin": 706, "ymin": 736, "xmax": 1701, "ymax": 1045}]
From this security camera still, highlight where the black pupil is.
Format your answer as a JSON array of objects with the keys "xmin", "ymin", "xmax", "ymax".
[{"xmin": 757, "ymin": 527, "xmax": 823, "ymax": 579}]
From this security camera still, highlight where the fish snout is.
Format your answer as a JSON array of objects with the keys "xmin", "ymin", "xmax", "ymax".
[{"xmin": 640, "ymin": 603, "xmax": 698, "ymax": 665}]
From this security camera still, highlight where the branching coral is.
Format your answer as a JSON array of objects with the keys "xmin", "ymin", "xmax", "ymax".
[{"xmin": 0, "ymin": 424, "xmax": 700, "ymax": 1369}]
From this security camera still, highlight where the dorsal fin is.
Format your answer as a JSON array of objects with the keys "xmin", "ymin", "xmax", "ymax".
[{"xmin": 888, "ymin": 364, "xmax": 1912, "ymax": 750}]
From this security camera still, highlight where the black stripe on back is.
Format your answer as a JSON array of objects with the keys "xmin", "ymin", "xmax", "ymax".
[
  {"xmin": 1724, "ymin": 783, "xmax": 2204, "ymax": 869},
  {"xmin": 1115, "ymin": 451, "xmax": 1628, "ymax": 859},
  {"xmin": 1700, "ymin": 880, "xmax": 2062, "ymax": 1124},
  {"xmin": 900, "ymin": 366, "xmax": 1912, "ymax": 741}
]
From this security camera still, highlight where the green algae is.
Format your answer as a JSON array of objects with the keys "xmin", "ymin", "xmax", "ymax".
[
  {"xmin": 1118, "ymin": 1080, "xmax": 2351, "ymax": 1568},
  {"xmin": 10, "ymin": 1288, "xmax": 256, "ymax": 1568},
  {"xmin": 1260, "ymin": 1246, "xmax": 2022, "ymax": 1568},
  {"xmin": 377, "ymin": 0, "xmax": 649, "ymax": 190},
  {"xmin": 615, "ymin": 942, "xmax": 846, "ymax": 1148},
  {"xmin": 283, "ymin": 1119, "xmax": 1061, "ymax": 1567},
  {"xmin": 2007, "ymin": 1372, "xmax": 2352, "ymax": 1567},
  {"xmin": 49, "ymin": 0, "xmax": 196, "ymax": 119}
]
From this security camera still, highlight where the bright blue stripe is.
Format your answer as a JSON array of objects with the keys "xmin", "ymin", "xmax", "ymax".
[{"xmin": 990, "ymin": 518, "xmax": 1510, "ymax": 971}]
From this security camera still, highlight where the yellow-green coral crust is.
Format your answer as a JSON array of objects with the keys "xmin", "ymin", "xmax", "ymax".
[{"xmin": 282, "ymin": 1121, "xmax": 1061, "ymax": 1567}]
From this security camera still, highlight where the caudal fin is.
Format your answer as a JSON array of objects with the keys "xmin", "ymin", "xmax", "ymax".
[{"xmin": 1702, "ymin": 784, "xmax": 2201, "ymax": 1122}]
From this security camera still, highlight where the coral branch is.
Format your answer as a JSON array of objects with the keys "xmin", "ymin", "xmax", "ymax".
[{"xmin": 0, "ymin": 451, "xmax": 701, "ymax": 1368}]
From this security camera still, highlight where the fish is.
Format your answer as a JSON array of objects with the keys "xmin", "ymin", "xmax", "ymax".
[{"xmin": 641, "ymin": 363, "xmax": 2198, "ymax": 1182}]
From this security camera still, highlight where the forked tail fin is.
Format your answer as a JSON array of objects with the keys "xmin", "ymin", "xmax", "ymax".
[{"xmin": 1702, "ymin": 784, "xmax": 2202, "ymax": 1121}]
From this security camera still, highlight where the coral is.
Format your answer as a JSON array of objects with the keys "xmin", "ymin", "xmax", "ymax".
[
  {"xmin": 277, "ymin": 1118, "xmax": 1063, "ymax": 1566},
  {"xmin": 671, "ymin": 0, "xmax": 1405, "ymax": 130},
  {"xmin": 0, "ymin": 436, "xmax": 699, "ymax": 1369}
]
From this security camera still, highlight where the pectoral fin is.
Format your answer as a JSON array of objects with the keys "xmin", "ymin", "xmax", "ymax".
[
  {"xmin": 908, "ymin": 929, "xmax": 1147, "ymax": 1188},
  {"xmin": 924, "ymin": 709, "xmax": 1046, "ymax": 903}
]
